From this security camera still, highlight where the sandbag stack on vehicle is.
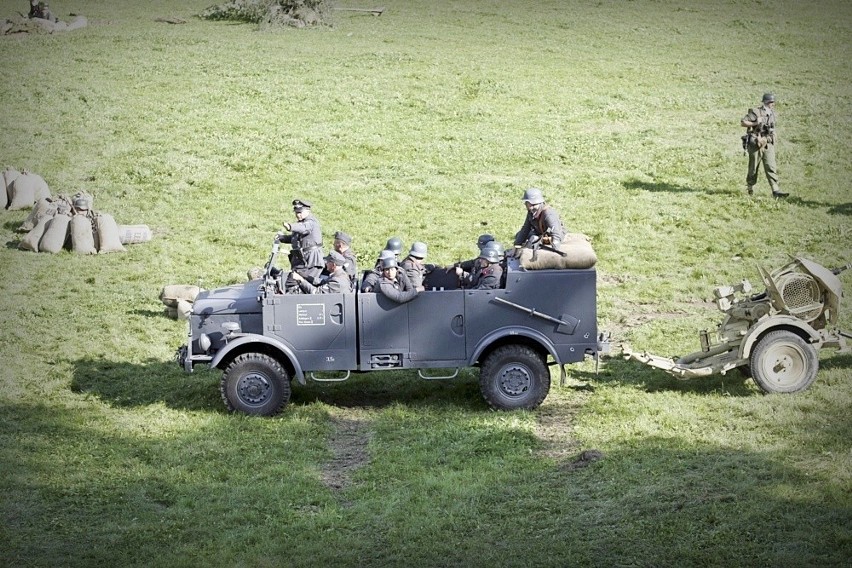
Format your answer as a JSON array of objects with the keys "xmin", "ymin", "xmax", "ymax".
[
  {"xmin": 518, "ymin": 233, "xmax": 598, "ymax": 270},
  {"xmin": 159, "ymin": 285, "xmax": 204, "ymax": 320}
]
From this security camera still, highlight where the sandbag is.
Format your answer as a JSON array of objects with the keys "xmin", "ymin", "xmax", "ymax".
[
  {"xmin": 160, "ymin": 285, "xmax": 202, "ymax": 308},
  {"xmin": 176, "ymin": 299, "xmax": 193, "ymax": 321},
  {"xmin": 70, "ymin": 214, "xmax": 96, "ymax": 254},
  {"xmin": 19, "ymin": 215, "xmax": 51, "ymax": 252},
  {"xmin": 7, "ymin": 174, "xmax": 41, "ymax": 210},
  {"xmin": 67, "ymin": 15, "xmax": 88, "ymax": 31},
  {"xmin": 19, "ymin": 198, "xmax": 57, "ymax": 232},
  {"xmin": 518, "ymin": 233, "xmax": 597, "ymax": 270},
  {"xmin": 117, "ymin": 224, "xmax": 152, "ymax": 244},
  {"xmin": 39, "ymin": 212, "xmax": 72, "ymax": 253},
  {"xmin": 3, "ymin": 167, "xmax": 20, "ymax": 207},
  {"xmin": 95, "ymin": 213, "xmax": 126, "ymax": 253}
]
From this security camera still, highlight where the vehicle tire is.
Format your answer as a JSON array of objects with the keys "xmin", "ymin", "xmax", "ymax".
[
  {"xmin": 749, "ymin": 330, "xmax": 819, "ymax": 394},
  {"xmin": 480, "ymin": 345, "xmax": 550, "ymax": 410},
  {"xmin": 221, "ymin": 353, "xmax": 291, "ymax": 416}
]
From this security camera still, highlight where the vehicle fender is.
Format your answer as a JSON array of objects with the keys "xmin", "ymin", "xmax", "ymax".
[
  {"xmin": 469, "ymin": 326, "xmax": 560, "ymax": 366},
  {"xmin": 740, "ymin": 316, "xmax": 821, "ymax": 359},
  {"xmin": 210, "ymin": 334, "xmax": 306, "ymax": 385}
]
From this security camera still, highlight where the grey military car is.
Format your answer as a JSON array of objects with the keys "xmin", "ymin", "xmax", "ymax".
[{"xmin": 178, "ymin": 241, "xmax": 607, "ymax": 415}]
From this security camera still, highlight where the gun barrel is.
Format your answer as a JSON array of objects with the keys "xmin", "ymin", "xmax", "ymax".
[{"xmin": 832, "ymin": 263, "xmax": 851, "ymax": 276}]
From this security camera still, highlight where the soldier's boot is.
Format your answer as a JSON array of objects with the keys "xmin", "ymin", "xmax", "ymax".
[
  {"xmin": 772, "ymin": 189, "xmax": 789, "ymax": 198},
  {"xmin": 747, "ymin": 186, "xmax": 754, "ymax": 195}
]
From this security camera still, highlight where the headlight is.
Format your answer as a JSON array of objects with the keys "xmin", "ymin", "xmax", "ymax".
[{"xmin": 198, "ymin": 333, "xmax": 211, "ymax": 353}]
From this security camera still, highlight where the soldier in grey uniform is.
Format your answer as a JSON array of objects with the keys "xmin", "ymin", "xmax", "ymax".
[
  {"xmin": 277, "ymin": 199, "xmax": 324, "ymax": 291},
  {"xmin": 400, "ymin": 241, "xmax": 433, "ymax": 292},
  {"xmin": 332, "ymin": 231, "xmax": 358, "ymax": 289},
  {"xmin": 456, "ymin": 242, "xmax": 504, "ymax": 290},
  {"xmin": 377, "ymin": 257, "xmax": 418, "ymax": 304},
  {"xmin": 291, "ymin": 251, "xmax": 351, "ymax": 294},
  {"xmin": 512, "ymin": 188, "xmax": 566, "ymax": 254},
  {"xmin": 362, "ymin": 250, "xmax": 413, "ymax": 292},
  {"xmin": 455, "ymin": 234, "xmax": 494, "ymax": 286},
  {"xmin": 741, "ymin": 93, "xmax": 788, "ymax": 198}
]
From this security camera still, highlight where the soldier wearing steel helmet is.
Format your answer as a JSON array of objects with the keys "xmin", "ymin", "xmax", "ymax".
[
  {"xmin": 362, "ymin": 249, "xmax": 413, "ymax": 292},
  {"xmin": 400, "ymin": 241, "xmax": 434, "ymax": 292},
  {"xmin": 512, "ymin": 188, "xmax": 566, "ymax": 253},
  {"xmin": 457, "ymin": 243, "xmax": 503, "ymax": 290},
  {"xmin": 377, "ymin": 257, "xmax": 418, "ymax": 304},
  {"xmin": 741, "ymin": 93, "xmax": 788, "ymax": 198}
]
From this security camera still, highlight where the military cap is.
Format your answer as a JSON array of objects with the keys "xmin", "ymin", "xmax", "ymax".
[
  {"xmin": 292, "ymin": 198, "xmax": 312, "ymax": 211},
  {"xmin": 409, "ymin": 241, "xmax": 427, "ymax": 259},
  {"xmin": 762, "ymin": 92, "xmax": 776, "ymax": 103},
  {"xmin": 334, "ymin": 231, "xmax": 352, "ymax": 244},
  {"xmin": 324, "ymin": 250, "xmax": 346, "ymax": 265}
]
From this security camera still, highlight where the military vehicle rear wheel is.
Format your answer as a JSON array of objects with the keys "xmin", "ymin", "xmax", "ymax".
[
  {"xmin": 750, "ymin": 330, "xmax": 818, "ymax": 393},
  {"xmin": 221, "ymin": 353, "xmax": 291, "ymax": 416},
  {"xmin": 480, "ymin": 345, "xmax": 550, "ymax": 410}
]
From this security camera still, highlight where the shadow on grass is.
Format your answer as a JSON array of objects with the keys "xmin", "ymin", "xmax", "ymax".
[
  {"xmin": 622, "ymin": 178, "xmax": 705, "ymax": 194},
  {"xmin": 70, "ymin": 357, "xmax": 485, "ymax": 413},
  {"xmin": 573, "ymin": 356, "xmax": 758, "ymax": 396},
  {"xmin": 3, "ymin": 399, "xmax": 847, "ymax": 567}
]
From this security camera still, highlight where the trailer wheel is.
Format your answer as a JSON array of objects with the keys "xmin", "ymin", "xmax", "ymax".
[
  {"xmin": 480, "ymin": 345, "xmax": 550, "ymax": 410},
  {"xmin": 221, "ymin": 353, "xmax": 291, "ymax": 416},
  {"xmin": 750, "ymin": 330, "xmax": 818, "ymax": 394}
]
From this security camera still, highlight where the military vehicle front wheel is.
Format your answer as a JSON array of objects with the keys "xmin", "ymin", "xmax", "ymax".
[
  {"xmin": 480, "ymin": 345, "xmax": 550, "ymax": 410},
  {"xmin": 750, "ymin": 330, "xmax": 819, "ymax": 393},
  {"xmin": 221, "ymin": 353, "xmax": 291, "ymax": 416}
]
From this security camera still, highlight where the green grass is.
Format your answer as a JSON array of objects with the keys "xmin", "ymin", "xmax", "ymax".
[{"xmin": 1, "ymin": 0, "xmax": 851, "ymax": 566}]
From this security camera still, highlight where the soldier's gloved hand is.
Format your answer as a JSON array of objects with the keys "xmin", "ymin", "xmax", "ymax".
[
  {"xmin": 274, "ymin": 232, "xmax": 285, "ymax": 243},
  {"xmin": 283, "ymin": 223, "xmax": 291, "ymax": 231}
]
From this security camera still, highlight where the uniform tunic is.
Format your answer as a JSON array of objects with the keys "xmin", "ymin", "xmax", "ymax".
[
  {"xmin": 513, "ymin": 205, "xmax": 565, "ymax": 248},
  {"xmin": 743, "ymin": 104, "xmax": 780, "ymax": 192}
]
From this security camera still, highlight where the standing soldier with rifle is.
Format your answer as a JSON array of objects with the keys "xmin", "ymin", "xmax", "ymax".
[{"xmin": 741, "ymin": 92, "xmax": 788, "ymax": 198}]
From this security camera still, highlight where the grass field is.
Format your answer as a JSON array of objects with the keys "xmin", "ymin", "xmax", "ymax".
[{"xmin": 1, "ymin": 0, "xmax": 850, "ymax": 566}]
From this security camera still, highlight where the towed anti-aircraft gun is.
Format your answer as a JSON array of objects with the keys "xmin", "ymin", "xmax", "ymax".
[{"xmin": 625, "ymin": 257, "xmax": 850, "ymax": 393}]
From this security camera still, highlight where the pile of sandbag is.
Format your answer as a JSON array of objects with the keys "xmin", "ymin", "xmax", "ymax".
[
  {"xmin": 16, "ymin": 192, "xmax": 152, "ymax": 254},
  {"xmin": 5, "ymin": 167, "xmax": 153, "ymax": 254},
  {"xmin": 518, "ymin": 233, "xmax": 598, "ymax": 270},
  {"xmin": 160, "ymin": 285, "xmax": 204, "ymax": 320},
  {"xmin": 1, "ymin": 14, "xmax": 88, "ymax": 36}
]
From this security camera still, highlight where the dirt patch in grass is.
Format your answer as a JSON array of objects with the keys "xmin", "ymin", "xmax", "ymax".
[
  {"xmin": 320, "ymin": 410, "xmax": 372, "ymax": 491},
  {"xmin": 534, "ymin": 387, "xmax": 597, "ymax": 466}
]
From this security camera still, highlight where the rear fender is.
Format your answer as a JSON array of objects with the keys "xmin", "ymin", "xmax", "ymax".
[
  {"xmin": 210, "ymin": 334, "xmax": 306, "ymax": 385},
  {"xmin": 469, "ymin": 326, "xmax": 560, "ymax": 366},
  {"xmin": 740, "ymin": 316, "xmax": 822, "ymax": 359}
]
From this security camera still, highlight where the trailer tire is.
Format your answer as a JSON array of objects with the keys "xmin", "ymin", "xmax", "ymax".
[
  {"xmin": 221, "ymin": 353, "xmax": 291, "ymax": 416},
  {"xmin": 750, "ymin": 330, "xmax": 818, "ymax": 394},
  {"xmin": 480, "ymin": 345, "xmax": 550, "ymax": 410}
]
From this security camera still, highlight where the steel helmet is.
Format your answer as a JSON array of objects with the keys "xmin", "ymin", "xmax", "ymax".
[
  {"xmin": 762, "ymin": 92, "xmax": 776, "ymax": 103},
  {"xmin": 385, "ymin": 236, "xmax": 403, "ymax": 255},
  {"xmin": 521, "ymin": 188, "xmax": 544, "ymax": 205},
  {"xmin": 476, "ymin": 234, "xmax": 495, "ymax": 249},
  {"xmin": 381, "ymin": 257, "xmax": 398, "ymax": 270},
  {"xmin": 482, "ymin": 240, "xmax": 505, "ymax": 258},
  {"xmin": 479, "ymin": 248, "xmax": 501, "ymax": 264},
  {"xmin": 409, "ymin": 241, "xmax": 427, "ymax": 259}
]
